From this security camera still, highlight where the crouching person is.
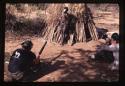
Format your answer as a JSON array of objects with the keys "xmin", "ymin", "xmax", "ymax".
[
  {"xmin": 90, "ymin": 33, "xmax": 119, "ymax": 70},
  {"xmin": 8, "ymin": 40, "xmax": 40, "ymax": 82}
]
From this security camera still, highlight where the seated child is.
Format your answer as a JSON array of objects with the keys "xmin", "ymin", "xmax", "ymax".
[{"xmin": 90, "ymin": 33, "xmax": 119, "ymax": 70}]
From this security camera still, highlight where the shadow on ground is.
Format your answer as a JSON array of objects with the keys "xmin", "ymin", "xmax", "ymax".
[
  {"xmin": 56, "ymin": 49, "xmax": 119, "ymax": 82},
  {"xmin": 22, "ymin": 55, "xmax": 66, "ymax": 82},
  {"xmin": 4, "ymin": 48, "xmax": 119, "ymax": 82}
]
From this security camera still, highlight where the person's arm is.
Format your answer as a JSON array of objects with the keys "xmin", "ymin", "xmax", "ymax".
[
  {"xmin": 101, "ymin": 45, "xmax": 119, "ymax": 52},
  {"xmin": 34, "ymin": 40, "xmax": 47, "ymax": 64},
  {"xmin": 33, "ymin": 54, "xmax": 40, "ymax": 64}
]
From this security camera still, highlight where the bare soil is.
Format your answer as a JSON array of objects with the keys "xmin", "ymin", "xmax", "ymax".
[{"xmin": 4, "ymin": 38, "xmax": 119, "ymax": 82}]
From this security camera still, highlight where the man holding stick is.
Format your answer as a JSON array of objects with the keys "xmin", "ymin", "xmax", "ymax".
[{"xmin": 8, "ymin": 40, "xmax": 47, "ymax": 82}]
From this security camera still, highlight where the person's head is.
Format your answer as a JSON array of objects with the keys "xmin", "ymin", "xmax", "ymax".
[
  {"xmin": 63, "ymin": 7, "xmax": 68, "ymax": 14},
  {"xmin": 21, "ymin": 40, "xmax": 33, "ymax": 51},
  {"xmin": 111, "ymin": 33, "xmax": 119, "ymax": 44}
]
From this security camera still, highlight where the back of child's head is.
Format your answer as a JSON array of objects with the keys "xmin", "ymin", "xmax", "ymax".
[{"xmin": 111, "ymin": 33, "xmax": 119, "ymax": 43}]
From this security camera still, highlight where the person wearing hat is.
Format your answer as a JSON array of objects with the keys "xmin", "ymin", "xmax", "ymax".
[
  {"xmin": 90, "ymin": 33, "xmax": 119, "ymax": 70},
  {"xmin": 8, "ymin": 40, "xmax": 40, "ymax": 82}
]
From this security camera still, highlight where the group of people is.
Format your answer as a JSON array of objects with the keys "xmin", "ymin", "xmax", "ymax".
[
  {"xmin": 7, "ymin": 6, "xmax": 119, "ymax": 82},
  {"xmin": 7, "ymin": 32, "xmax": 119, "ymax": 82}
]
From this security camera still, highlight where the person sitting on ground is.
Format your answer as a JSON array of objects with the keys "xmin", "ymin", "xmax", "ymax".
[
  {"xmin": 90, "ymin": 33, "xmax": 119, "ymax": 70},
  {"xmin": 8, "ymin": 40, "xmax": 40, "ymax": 82}
]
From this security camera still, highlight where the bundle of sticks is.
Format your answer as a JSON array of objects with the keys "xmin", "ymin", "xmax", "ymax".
[{"xmin": 42, "ymin": 4, "xmax": 98, "ymax": 45}]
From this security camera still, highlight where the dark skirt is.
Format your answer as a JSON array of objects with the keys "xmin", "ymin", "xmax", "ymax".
[{"xmin": 95, "ymin": 50, "xmax": 114, "ymax": 63}]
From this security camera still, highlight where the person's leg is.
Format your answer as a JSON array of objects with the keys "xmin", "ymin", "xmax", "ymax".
[
  {"xmin": 94, "ymin": 50, "xmax": 105, "ymax": 60},
  {"xmin": 9, "ymin": 72, "xmax": 24, "ymax": 82},
  {"xmin": 90, "ymin": 50, "xmax": 108, "ymax": 60},
  {"xmin": 94, "ymin": 50, "xmax": 114, "ymax": 63},
  {"xmin": 105, "ymin": 51, "xmax": 114, "ymax": 63},
  {"xmin": 30, "ymin": 62, "xmax": 41, "ymax": 73}
]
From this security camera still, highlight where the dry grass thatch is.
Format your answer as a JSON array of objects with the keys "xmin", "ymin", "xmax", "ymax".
[{"xmin": 43, "ymin": 4, "xmax": 98, "ymax": 45}]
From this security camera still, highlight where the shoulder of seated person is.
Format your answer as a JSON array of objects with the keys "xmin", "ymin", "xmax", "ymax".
[{"xmin": 14, "ymin": 48, "xmax": 23, "ymax": 52}]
